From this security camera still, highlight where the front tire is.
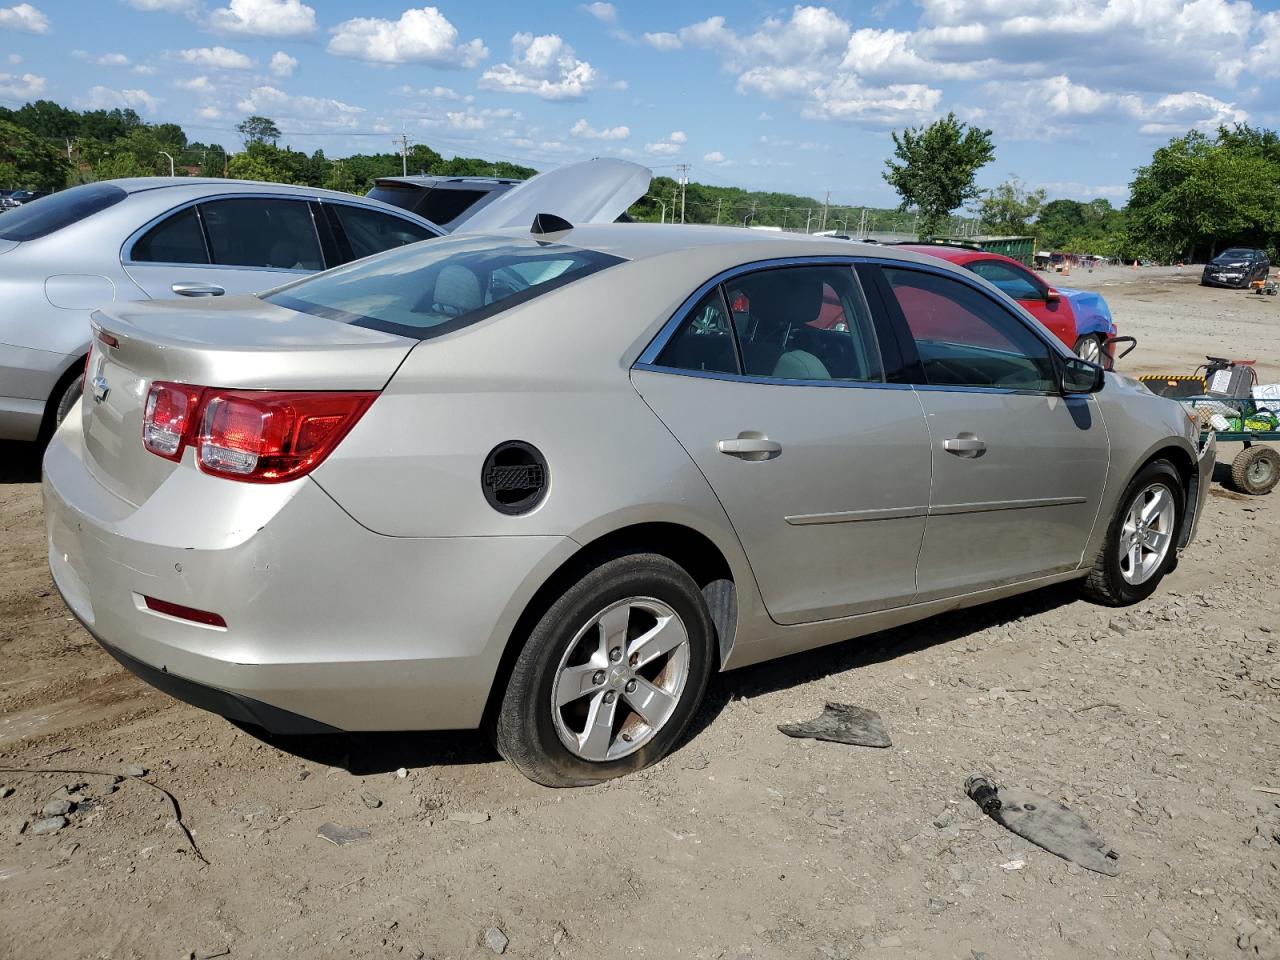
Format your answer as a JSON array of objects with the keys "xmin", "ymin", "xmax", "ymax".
[
  {"xmin": 1081, "ymin": 460, "xmax": 1184, "ymax": 606},
  {"xmin": 1073, "ymin": 334, "xmax": 1105, "ymax": 366},
  {"xmin": 495, "ymin": 553, "xmax": 715, "ymax": 787}
]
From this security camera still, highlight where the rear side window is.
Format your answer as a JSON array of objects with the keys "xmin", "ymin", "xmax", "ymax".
[
  {"xmin": 201, "ymin": 198, "xmax": 323, "ymax": 271},
  {"xmin": 0, "ymin": 183, "xmax": 126, "ymax": 241},
  {"xmin": 657, "ymin": 288, "xmax": 739, "ymax": 375},
  {"xmin": 329, "ymin": 204, "xmax": 437, "ymax": 261},
  {"xmin": 967, "ymin": 260, "xmax": 1043, "ymax": 301},
  {"xmin": 264, "ymin": 235, "xmax": 624, "ymax": 340},
  {"xmin": 131, "ymin": 206, "xmax": 209, "ymax": 264}
]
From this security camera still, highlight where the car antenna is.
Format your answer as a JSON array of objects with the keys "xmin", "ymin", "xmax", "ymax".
[{"xmin": 531, "ymin": 213, "xmax": 574, "ymax": 235}]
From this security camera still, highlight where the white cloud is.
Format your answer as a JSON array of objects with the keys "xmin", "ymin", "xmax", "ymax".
[
  {"xmin": 1247, "ymin": 10, "xmax": 1280, "ymax": 79},
  {"xmin": 174, "ymin": 75, "xmax": 214, "ymax": 93},
  {"xmin": 209, "ymin": 0, "xmax": 315, "ymax": 37},
  {"xmin": 196, "ymin": 104, "xmax": 222, "ymax": 120},
  {"xmin": 74, "ymin": 50, "xmax": 132, "ymax": 67},
  {"xmin": 269, "ymin": 51, "xmax": 297, "ymax": 77},
  {"xmin": 328, "ymin": 7, "xmax": 487, "ymax": 67},
  {"xmin": 437, "ymin": 106, "xmax": 520, "ymax": 131},
  {"xmin": 81, "ymin": 85, "xmax": 160, "ymax": 114},
  {"xmin": 644, "ymin": 130, "xmax": 686, "ymax": 155},
  {"xmin": 132, "ymin": 64, "xmax": 158, "ymax": 75},
  {"xmin": 1137, "ymin": 90, "xmax": 1248, "ymax": 135},
  {"xmin": 178, "ymin": 46, "xmax": 253, "ymax": 70},
  {"xmin": 580, "ymin": 2, "xmax": 616, "ymax": 23},
  {"xmin": 611, "ymin": 78, "xmax": 628, "ymax": 90},
  {"xmin": 0, "ymin": 3, "xmax": 48, "ymax": 33},
  {"xmin": 6, "ymin": 53, "xmax": 20, "ymax": 64},
  {"xmin": 398, "ymin": 83, "xmax": 473, "ymax": 102},
  {"xmin": 703, "ymin": 150, "xmax": 727, "ymax": 163},
  {"xmin": 0, "ymin": 70, "xmax": 43, "ymax": 99},
  {"xmin": 570, "ymin": 118, "xmax": 630, "ymax": 140},
  {"xmin": 1035, "ymin": 180, "xmax": 1128, "ymax": 200},
  {"xmin": 643, "ymin": 31, "xmax": 682, "ymax": 50},
  {"xmin": 479, "ymin": 33, "xmax": 597, "ymax": 100},
  {"xmin": 237, "ymin": 84, "xmax": 364, "ymax": 127}
]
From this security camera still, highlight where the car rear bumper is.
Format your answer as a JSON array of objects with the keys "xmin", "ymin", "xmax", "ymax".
[{"xmin": 43, "ymin": 414, "xmax": 577, "ymax": 732}]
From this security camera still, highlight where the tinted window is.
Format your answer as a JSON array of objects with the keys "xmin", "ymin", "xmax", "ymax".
[
  {"xmin": 366, "ymin": 183, "xmax": 421, "ymax": 213},
  {"xmin": 201, "ymin": 198, "xmax": 323, "ymax": 271},
  {"xmin": 0, "ymin": 183, "xmax": 126, "ymax": 241},
  {"xmin": 265, "ymin": 235, "xmax": 623, "ymax": 340},
  {"xmin": 131, "ymin": 206, "xmax": 209, "ymax": 264},
  {"xmin": 1218, "ymin": 248, "xmax": 1253, "ymax": 259},
  {"xmin": 967, "ymin": 260, "xmax": 1043, "ymax": 301},
  {"xmin": 725, "ymin": 265, "xmax": 883, "ymax": 381},
  {"xmin": 330, "ymin": 204, "xmax": 436, "ymax": 261},
  {"xmin": 656, "ymin": 288, "xmax": 739, "ymax": 375},
  {"xmin": 883, "ymin": 267, "xmax": 1056, "ymax": 392},
  {"xmin": 417, "ymin": 188, "xmax": 489, "ymax": 225}
]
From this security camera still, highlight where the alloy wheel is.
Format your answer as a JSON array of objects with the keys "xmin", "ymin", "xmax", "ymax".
[{"xmin": 1118, "ymin": 482, "xmax": 1175, "ymax": 585}]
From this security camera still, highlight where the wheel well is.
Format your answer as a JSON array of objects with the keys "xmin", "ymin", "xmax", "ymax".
[
  {"xmin": 1142, "ymin": 445, "xmax": 1196, "ymax": 547},
  {"xmin": 38, "ymin": 354, "xmax": 86, "ymax": 441},
  {"xmin": 480, "ymin": 522, "xmax": 737, "ymax": 733}
]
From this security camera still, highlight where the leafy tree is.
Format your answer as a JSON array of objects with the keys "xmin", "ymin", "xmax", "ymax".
[
  {"xmin": 883, "ymin": 112, "xmax": 995, "ymax": 238},
  {"xmin": 237, "ymin": 115, "xmax": 281, "ymax": 147},
  {"xmin": 1125, "ymin": 126, "xmax": 1280, "ymax": 261},
  {"xmin": 978, "ymin": 177, "xmax": 1045, "ymax": 235},
  {"xmin": 227, "ymin": 142, "xmax": 306, "ymax": 184},
  {"xmin": 0, "ymin": 118, "xmax": 69, "ymax": 190}
]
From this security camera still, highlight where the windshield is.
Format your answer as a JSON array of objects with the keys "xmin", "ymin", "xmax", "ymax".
[
  {"xmin": 0, "ymin": 183, "xmax": 127, "ymax": 241},
  {"xmin": 264, "ymin": 235, "xmax": 624, "ymax": 340},
  {"xmin": 1217, "ymin": 248, "xmax": 1253, "ymax": 259}
]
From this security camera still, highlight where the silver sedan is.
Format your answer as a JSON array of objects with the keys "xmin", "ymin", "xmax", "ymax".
[
  {"xmin": 0, "ymin": 178, "xmax": 441, "ymax": 442},
  {"xmin": 43, "ymin": 220, "xmax": 1214, "ymax": 786}
]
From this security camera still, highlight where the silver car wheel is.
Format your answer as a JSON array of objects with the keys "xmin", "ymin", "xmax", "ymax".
[
  {"xmin": 1075, "ymin": 335, "xmax": 1103, "ymax": 364},
  {"xmin": 550, "ymin": 596, "xmax": 691, "ymax": 763},
  {"xmin": 1118, "ymin": 482, "xmax": 1175, "ymax": 585}
]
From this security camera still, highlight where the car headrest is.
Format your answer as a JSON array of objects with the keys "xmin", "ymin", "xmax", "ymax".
[
  {"xmin": 432, "ymin": 264, "xmax": 483, "ymax": 317},
  {"xmin": 741, "ymin": 271, "xmax": 824, "ymax": 330}
]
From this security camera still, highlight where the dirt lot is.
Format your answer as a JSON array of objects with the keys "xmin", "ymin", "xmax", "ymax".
[{"xmin": 1, "ymin": 266, "xmax": 1277, "ymax": 960}]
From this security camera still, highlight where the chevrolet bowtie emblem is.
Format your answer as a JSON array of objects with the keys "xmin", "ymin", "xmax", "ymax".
[{"xmin": 91, "ymin": 375, "xmax": 109, "ymax": 403}]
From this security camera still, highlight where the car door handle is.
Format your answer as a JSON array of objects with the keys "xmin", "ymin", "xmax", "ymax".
[
  {"xmin": 943, "ymin": 436, "xmax": 986, "ymax": 457},
  {"xmin": 718, "ymin": 435, "xmax": 782, "ymax": 460},
  {"xmin": 171, "ymin": 282, "xmax": 225, "ymax": 297}
]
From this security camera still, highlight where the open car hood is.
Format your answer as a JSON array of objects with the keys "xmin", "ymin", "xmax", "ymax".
[{"xmin": 453, "ymin": 157, "xmax": 650, "ymax": 233}]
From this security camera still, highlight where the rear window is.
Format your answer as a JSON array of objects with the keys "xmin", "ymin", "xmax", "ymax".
[
  {"xmin": 366, "ymin": 183, "xmax": 420, "ymax": 213},
  {"xmin": 417, "ymin": 188, "xmax": 489, "ymax": 225},
  {"xmin": 0, "ymin": 183, "xmax": 127, "ymax": 241},
  {"xmin": 264, "ymin": 235, "xmax": 624, "ymax": 340}
]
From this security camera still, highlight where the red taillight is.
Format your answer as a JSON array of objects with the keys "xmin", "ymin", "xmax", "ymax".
[
  {"xmin": 142, "ymin": 382, "xmax": 375, "ymax": 483},
  {"xmin": 143, "ymin": 596, "xmax": 227, "ymax": 628},
  {"xmin": 143, "ymin": 382, "xmax": 204, "ymax": 461}
]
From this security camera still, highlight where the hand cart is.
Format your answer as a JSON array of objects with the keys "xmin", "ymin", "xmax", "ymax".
[{"xmin": 1178, "ymin": 395, "xmax": 1279, "ymax": 495}]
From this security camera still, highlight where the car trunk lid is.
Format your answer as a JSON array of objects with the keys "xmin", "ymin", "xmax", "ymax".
[
  {"xmin": 81, "ymin": 294, "xmax": 415, "ymax": 507},
  {"xmin": 455, "ymin": 158, "xmax": 650, "ymax": 232}
]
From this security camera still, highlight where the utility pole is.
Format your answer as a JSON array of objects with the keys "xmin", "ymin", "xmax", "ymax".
[
  {"xmin": 805, "ymin": 208, "xmax": 813, "ymax": 233},
  {"xmin": 781, "ymin": 208, "xmax": 789, "ymax": 230},
  {"xmin": 715, "ymin": 198, "xmax": 722, "ymax": 224},
  {"xmin": 820, "ymin": 190, "xmax": 830, "ymax": 232},
  {"xmin": 743, "ymin": 200, "xmax": 757, "ymax": 228},
  {"xmin": 394, "ymin": 130, "xmax": 409, "ymax": 176},
  {"xmin": 159, "ymin": 151, "xmax": 175, "ymax": 177},
  {"xmin": 675, "ymin": 163, "xmax": 689, "ymax": 223}
]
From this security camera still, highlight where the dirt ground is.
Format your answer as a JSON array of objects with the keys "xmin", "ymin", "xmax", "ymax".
[{"xmin": 1, "ymin": 265, "xmax": 1277, "ymax": 960}]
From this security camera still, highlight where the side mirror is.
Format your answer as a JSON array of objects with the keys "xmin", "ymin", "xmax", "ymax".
[
  {"xmin": 1060, "ymin": 355, "xmax": 1104, "ymax": 394},
  {"xmin": 1045, "ymin": 287, "xmax": 1061, "ymax": 303}
]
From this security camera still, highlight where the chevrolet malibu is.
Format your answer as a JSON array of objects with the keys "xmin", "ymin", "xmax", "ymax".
[{"xmin": 44, "ymin": 223, "xmax": 1214, "ymax": 786}]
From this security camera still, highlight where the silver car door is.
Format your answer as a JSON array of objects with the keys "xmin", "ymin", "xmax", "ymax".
[
  {"xmin": 632, "ymin": 262, "xmax": 932, "ymax": 625},
  {"xmin": 123, "ymin": 197, "xmax": 325, "ymax": 299},
  {"xmin": 874, "ymin": 263, "xmax": 1109, "ymax": 599}
]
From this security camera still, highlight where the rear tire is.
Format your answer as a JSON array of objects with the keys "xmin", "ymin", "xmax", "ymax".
[
  {"xmin": 1230, "ymin": 445, "xmax": 1278, "ymax": 496},
  {"xmin": 495, "ymin": 553, "xmax": 714, "ymax": 787},
  {"xmin": 1081, "ymin": 460, "xmax": 1184, "ymax": 606},
  {"xmin": 53, "ymin": 376, "xmax": 82, "ymax": 426}
]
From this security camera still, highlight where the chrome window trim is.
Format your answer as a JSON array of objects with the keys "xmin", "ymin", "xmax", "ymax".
[{"xmin": 121, "ymin": 192, "xmax": 329, "ymax": 273}]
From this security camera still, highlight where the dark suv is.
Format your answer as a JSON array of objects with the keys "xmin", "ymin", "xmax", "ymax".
[
  {"xmin": 366, "ymin": 176, "xmax": 521, "ymax": 232},
  {"xmin": 1202, "ymin": 247, "xmax": 1271, "ymax": 288}
]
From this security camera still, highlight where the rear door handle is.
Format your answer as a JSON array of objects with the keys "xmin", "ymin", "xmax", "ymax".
[
  {"xmin": 718, "ymin": 435, "xmax": 782, "ymax": 461},
  {"xmin": 943, "ymin": 436, "xmax": 986, "ymax": 457},
  {"xmin": 171, "ymin": 282, "xmax": 225, "ymax": 297}
]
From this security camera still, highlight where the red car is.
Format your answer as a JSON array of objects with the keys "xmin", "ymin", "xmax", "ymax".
[{"xmin": 899, "ymin": 245, "xmax": 1123, "ymax": 368}]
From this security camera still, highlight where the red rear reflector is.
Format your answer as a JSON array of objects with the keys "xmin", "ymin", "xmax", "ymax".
[{"xmin": 143, "ymin": 596, "xmax": 227, "ymax": 628}]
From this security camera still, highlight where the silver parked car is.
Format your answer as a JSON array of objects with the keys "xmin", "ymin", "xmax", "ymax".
[
  {"xmin": 0, "ymin": 178, "xmax": 442, "ymax": 443},
  {"xmin": 44, "ymin": 213, "xmax": 1214, "ymax": 785}
]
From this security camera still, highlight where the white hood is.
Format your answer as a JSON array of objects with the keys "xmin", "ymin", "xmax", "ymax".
[{"xmin": 455, "ymin": 158, "xmax": 650, "ymax": 233}]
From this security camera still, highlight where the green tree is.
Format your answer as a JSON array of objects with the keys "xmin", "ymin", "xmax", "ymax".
[
  {"xmin": 0, "ymin": 118, "xmax": 70, "ymax": 190},
  {"xmin": 322, "ymin": 158, "xmax": 356, "ymax": 193},
  {"xmin": 978, "ymin": 177, "xmax": 1046, "ymax": 235},
  {"xmin": 236, "ymin": 115, "xmax": 281, "ymax": 147},
  {"xmin": 883, "ymin": 112, "xmax": 995, "ymax": 238}
]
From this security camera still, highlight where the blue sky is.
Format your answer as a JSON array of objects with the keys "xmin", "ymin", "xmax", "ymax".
[{"xmin": 2, "ymin": 0, "xmax": 1279, "ymax": 207}]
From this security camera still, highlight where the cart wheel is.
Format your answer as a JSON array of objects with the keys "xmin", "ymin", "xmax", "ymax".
[{"xmin": 1230, "ymin": 445, "xmax": 1279, "ymax": 496}]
